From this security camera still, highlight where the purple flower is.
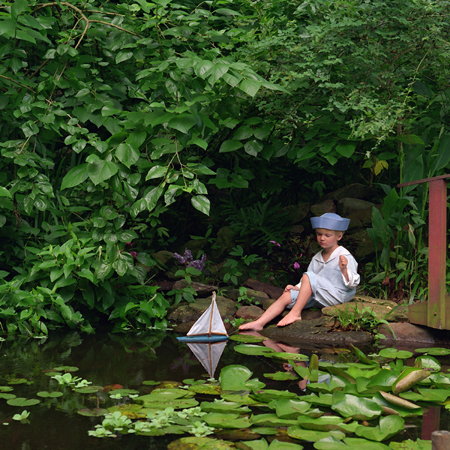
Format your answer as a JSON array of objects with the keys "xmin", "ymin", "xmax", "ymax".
[
  {"xmin": 130, "ymin": 251, "xmax": 137, "ymax": 258},
  {"xmin": 125, "ymin": 242, "xmax": 133, "ymax": 246},
  {"xmin": 293, "ymin": 262, "xmax": 300, "ymax": 270},
  {"xmin": 269, "ymin": 241, "xmax": 281, "ymax": 247}
]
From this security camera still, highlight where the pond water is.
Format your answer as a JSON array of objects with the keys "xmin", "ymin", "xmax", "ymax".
[{"xmin": 0, "ymin": 330, "xmax": 448, "ymax": 450}]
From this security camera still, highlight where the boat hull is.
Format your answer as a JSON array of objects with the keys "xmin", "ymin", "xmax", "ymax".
[{"xmin": 177, "ymin": 335, "xmax": 229, "ymax": 343}]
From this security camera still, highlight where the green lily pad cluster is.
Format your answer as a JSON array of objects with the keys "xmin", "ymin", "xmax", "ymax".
[
  {"xmin": 80, "ymin": 344, "xmax": 450, "ymax": 449},
  {"xmin": 1, "ymin": 342, "xmax": 446, "ymax": 450}
]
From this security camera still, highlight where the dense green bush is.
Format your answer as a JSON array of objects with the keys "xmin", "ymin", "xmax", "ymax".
[{"xmin": 1, "ymin": 0, "xmax": 450, "ymax": 336}]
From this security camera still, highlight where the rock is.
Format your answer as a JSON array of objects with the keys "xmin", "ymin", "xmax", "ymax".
[
  {"xmin": 321, "ymin": 296, "xmax": 409, "ymax": 322},
  {"xmin": 277, "ymin": 203, "xmax": 310, "ymax": 225},
  {"xmin": 244, "ymin": 279, "xmax": 284, "ymax": 299},
  {"xmin": 337, "ymin": 198, "xmax": 375, "ymax": 218},
  {"xmin": 172, "ymin": 280, "xmax": 219, "ymax": 296},
  {"xmin": 346, "ymin": 206, "xmax": 377, "ymax": 232},
  {"xmin": 290, "ymin": 224, "xmax": 305, "ymax": 235},
  {"xmin": 177, "ymin": 239, "xmax": 209, "ymax": 258},
  {"xmin": 319, "ymin": 183, "xmax": 378, "ymax": 202},
  {"xmin": 235, "ymin": 305, "xmax": 264, "ymax": 320},
  {"xmin": 210, "ymin": 226, "xmax": 239, "ymax": 260},
  {"xmin": 259, "ymin": 317, "xmax": 373, "ymax": 348},
  {"xmin": 226, "ymin": 288, "xmax": 269, "ymax": 302},
  {"xmin": 168, "ymin": 295, "xmax": 237, "ymax": 324},
  {"xmin": 342, "ymin": 229, "xmax": 377, "ymax": 260},
  {"xmin": 310, "ymin": 199, "xmax": 336, "ymax": 217},
  {"xmin": 152, "ymin": 250, "xmax": 174, "ymax": 267},
  {"xmin": 379, "ymin": 322, "xmax": 439, "ymax": 345}
]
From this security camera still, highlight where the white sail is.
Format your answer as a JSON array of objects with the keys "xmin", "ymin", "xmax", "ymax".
[
  {"xmin": 186, "ymin": 292, "xmax": 228, "ymax": 337},
  {"xmin": 187, "ymin": 341, "xmax": 227, "ymax": 378}
]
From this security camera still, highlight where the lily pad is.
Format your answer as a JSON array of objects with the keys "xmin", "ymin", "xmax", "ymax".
[
  {"xmin": 7, "ymin": 397, "xmax": 40, "ymax": 407},
  {"xmin": 296, "ymin": 415, "xmax": 346, "ymax": 432},
  {"xmin": 264, "ymin": 372, "xmax": 299, "ymax": 381},
  {"xmin": 188, "ymin": 384, "xmax": 222, "ymax": 395},
  {"xmin": 0, "ymin": 386, "xmax": 13, "ymax": 392},
  {"xmin": 251, "ymin": 413, "xmax": 298, "ymax": 427},
  {"xmin": 7, "ymin": 378, "xmax": 29, "ymax": 385},
  {"xmin": 77, "ymin": 408, "xmax": 109, "ymax": 417},
  {"xmin": 53, "ymin": 366, "xmax": 79, "ymax": 372},
  {"xmin": 167, "ymin": 436, "xmax": 236, "ymax": 449},
  {"xmin": 366, "ymin": 369, "xmax": 399, "ymax": 390},
  {"xmin": 355, "ymin": 415, "xmax": 405, "ymax": 442},
  {"xmin": 301, "ymin": 393, "xmax": 333, "ymax": 407},
  {"xmin": 251, "ymin": 427, "xmax": 279, "ymax": 435},
  {"xmin": 389, "ymin": 439, "xmax": 432, "ymax": 449},
  {"xmin": 234, "ymin": 344, "xmax": 276, "ymax": 356},
  {"xmin": 428, "ymin": 373, "xmax": 450, "ymax": 389},
  {"xmin": 142, "ymin": 380, "xmax": 161, "ymax": 386},
  {"xmin": 203, "ymin": 412, "xmax": 252, "ymax": 428},
  {"xmin": 314, "ymin": 436, "xmax": 391, "ymax": 449},
  {"xmin": 379, "ymin": 349, "xmax": 413, "ymax": 359},
  {"xmin": 288, "ymin": 427, "xmax": 345, "ymax": 442},
  {"xmin": 415, "ymin": 355, "xmax": 441, "ymax": 371},
  {"xmin": 0, "ymin": 393, "xmax": 16, "ymax": 400},
  {"xmin": 107, "ymin": 388, "xmax": 139, "ymax": 396},
  {"xmin": 269, "ymin": 352, "xmax": 309, "ymax": 362},
  {"xmin": 37, "ymin": 391, "xmax": 64, "ymax": 398},
  {"xmin": 108, "ymin": 403, "xmax": 145, "ymax": 418},
  {"xmin": 400, "ymin": 388, "xmax": 450, "ymax": 403},
  {"xmin": 251, "ymin": 389, "xmax": 296, "ymax": 403},
  {"xmin": 243, "ymin": 438, "xmax": 305, "ymax": 449},
  {"xmin": 372, "ymin": 393, "xmax": 422, "ymax": 417},
  {"xmin": 145, "ymin": 398, "xmax": 200, "ymax": 409},
  {"xmin": 275, "ymin": 398, "xmax": 311, "ymax": 419},
  {"xmin": 75, "ymin": 386, "xmax": 104, "ymax": 394},
  {"xmin": 220, "ymin": 393, "xmax": 260, "ymax": 405},
  {"xmin": 200, "ymin": 401, "xmax": 251, "ymax": 414},
  {"xmin": 414, "ymin": 347, "xmax": 450, "ymax": 356},
  {"xmin": 393, "ymin": 369, "xmax": 431, "ymax": 394},
  {"xmin": 230, "ymin": 334, "xmax": 267, "ymax": 343},
  {"xmin": 135, "ymin": 389, "xmax": 192, "ymax": 404},
  {"xmin": 331, "ymin": 393, "xmax": 383, "ymax": 420},
  {"xmin": 219, "ymin": 365, "xmax": 253, "ymax": 391}
]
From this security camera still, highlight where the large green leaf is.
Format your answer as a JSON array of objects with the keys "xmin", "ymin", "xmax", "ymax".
[
  {"xmin": 219, "ymin": 365, "xmax": 253, "ymax": 391},
  {"xmin": 61, "ymin": 164, "xmax": 89, "ymax": 189},
  {"xmin": 116, "ymin": 143, "xmax": 139, "ymax": 168},
  {"xmin": 191, "ymin": 195, "xmax": 210, "ymax": 216},
  {"xmin": 87, "ymin": 160, "xmax": 119, "ymax": 185}
]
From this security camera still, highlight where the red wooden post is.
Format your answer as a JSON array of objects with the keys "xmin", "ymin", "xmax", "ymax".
[
  {"xmin": 398, "ymin": 174, "xmax": 450, "ymax": 330},
  {"xmin": 428, "ymin": 179, "xmax": 447, "ymax": 329}
]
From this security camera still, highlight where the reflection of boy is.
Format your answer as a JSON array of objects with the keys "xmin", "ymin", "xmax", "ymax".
[{"xmin": 239, "ymin": 213, "xmax": 360, "ymax": 331}]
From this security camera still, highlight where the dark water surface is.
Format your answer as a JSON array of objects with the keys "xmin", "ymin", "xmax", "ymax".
[
  {"xmin": 0, "ymin": 330, "xmax": 282, "ymax": 450},
  {"xmin": 0, "ymin": 331, "xmax": 447, "ymax": 449}
]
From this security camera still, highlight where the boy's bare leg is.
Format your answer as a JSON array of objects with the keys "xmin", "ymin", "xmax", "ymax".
[
  {"xmin": 238, "ymin": 292, "xmax": 292, "ymax": 331},
  {"xmin": 277, "ymin": 274, "xmax": 312, "ymax": 327}
]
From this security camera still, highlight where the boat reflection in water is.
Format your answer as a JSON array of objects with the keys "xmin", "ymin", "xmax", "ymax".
[{"xmin": 186, "ymin": 340, "xmax": 227, "ymax": 378}]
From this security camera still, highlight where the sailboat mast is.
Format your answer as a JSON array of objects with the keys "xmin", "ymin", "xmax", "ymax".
[{"xmin": 208, "ymin": 292, "xmax": 216, "ymax": 337}]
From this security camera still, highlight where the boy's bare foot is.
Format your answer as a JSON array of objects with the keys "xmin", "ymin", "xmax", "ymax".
[
  {"xmin": 238, "ymin": 321, "xmax": 264, "ymax": 331},
  {"xmin": 277, "ymin": 313, "xmax": 301, "ymax": 327}
]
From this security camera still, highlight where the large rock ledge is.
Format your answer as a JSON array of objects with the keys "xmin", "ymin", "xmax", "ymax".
[
  {"xmin": 259, "ymin": 317, "xmax": 372, "ymax": 349},
  {"xmin": 167, "ymin": 281, "xmax": 450, "ymax": 349}
]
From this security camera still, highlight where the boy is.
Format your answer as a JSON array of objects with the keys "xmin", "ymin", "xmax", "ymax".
[{"xmin": 239, "ymin": 213, "xmax": 360, "ymax": 331}]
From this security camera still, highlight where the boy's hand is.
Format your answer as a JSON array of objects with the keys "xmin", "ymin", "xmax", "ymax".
[
  {"xmin": 339, "ymin": 255, "xmax": 348, "ymax": 270},
  {"xmin": 339, "ymin": 255, "xmax": 349, "ymax": 282},
  {"xmin": 284, "ymin": 285, "xmax": 299, "ymax": 292}
]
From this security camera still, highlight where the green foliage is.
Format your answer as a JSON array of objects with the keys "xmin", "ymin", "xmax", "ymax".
[{"xmin": 1, "ymin": 0, "xmax": 450, "ymax": 335}]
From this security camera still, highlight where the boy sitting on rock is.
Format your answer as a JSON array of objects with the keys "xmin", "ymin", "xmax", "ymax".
[{"xmin": 239, "ymin": 213, "xmax": 360, "ymax": 331}]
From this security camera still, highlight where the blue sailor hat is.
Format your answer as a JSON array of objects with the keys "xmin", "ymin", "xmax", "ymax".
[{"xmin": 310, "ymin": 213, "xmax": 350, "ymax": 231}]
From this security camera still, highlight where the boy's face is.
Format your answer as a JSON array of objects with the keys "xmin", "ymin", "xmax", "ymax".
[{"xmin": 315, "ymin": 228, "xmax": 342, "ymax": 251}]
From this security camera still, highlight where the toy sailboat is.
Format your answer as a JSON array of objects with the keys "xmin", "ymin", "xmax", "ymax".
[{"xmin": 176, "ymin": 292, "xmax": 229, "ymax": 343}]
